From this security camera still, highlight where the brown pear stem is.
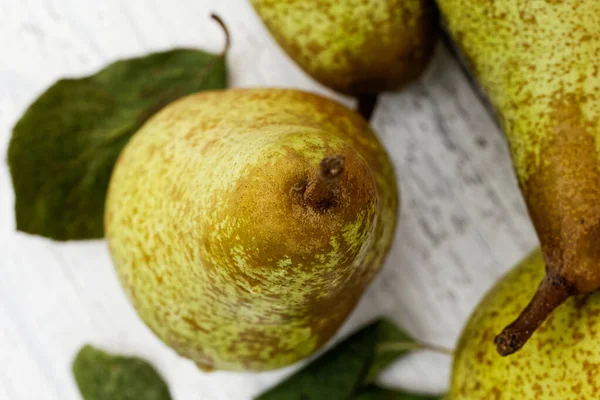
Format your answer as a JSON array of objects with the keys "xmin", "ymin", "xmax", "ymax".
[
  {"xmin": 303, "ymin": 155, "xmax": 345, "ymax": 211},
  {"xmin": 210, "ymin": 14, "xmax": 231, "ymax": 56},
  {"xmin": 357, "ymin": 94, "xmax": 379, "ymax": 122},
  {"xmin": 494, "ymin": 274, "xmax": 574, "ymax": 356}
]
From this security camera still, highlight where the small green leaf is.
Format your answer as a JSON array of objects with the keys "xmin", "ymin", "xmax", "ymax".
[
  {"xmin": 255, "ymin": 319, "xmax": 415, "ymax": 400},
  {"xmin": 72, "ymin": 345, "xmax": 172, "ymax": 400},
  {"xmin": 352, "ymin": 386, "xmax": 444, "ymax": 400},
  {"xmin": 8, "ymin": 45, "xmax": 227, "ymax": 240}
]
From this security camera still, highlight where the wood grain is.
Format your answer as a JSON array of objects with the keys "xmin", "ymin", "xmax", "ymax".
[{"xmin": 0, "ymin": 0, "xmax": 538, "ymax": 399}]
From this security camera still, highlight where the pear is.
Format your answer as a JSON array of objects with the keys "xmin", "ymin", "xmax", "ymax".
[
  {"xmin": 104, "ymin": 88, "xmax": 398, "ymax": 371},
  {"xmin": 450, "ymin": 249, "xmax": 600, "ymax": 399},
  {"xmin": 438, "ymin": 0, "xmax": 600, "ymax": 355},
  {"xmin": 250, "ymin": 0, "xmax": 437, "ymax": 98}
]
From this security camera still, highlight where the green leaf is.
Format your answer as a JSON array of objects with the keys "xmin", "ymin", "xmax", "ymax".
[
  {"xmin": 352, "ymin": 386, "xmax": 444, "ymax": 400},
  {"xmin": 8, "ymin": 47, "xmax": 227, "ymax": 240},
  {"xmin": 72, "ymin": 345, "xmax": 172, "ymax": 400},
  {"xmin": 255, "ymin": 319, "xmax": 415, "ymax": 400}
]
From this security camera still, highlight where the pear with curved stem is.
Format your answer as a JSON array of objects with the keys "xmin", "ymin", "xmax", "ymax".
[{"xmin": 438, "ymin": 0, "xmax": 600, "ymax": 355}]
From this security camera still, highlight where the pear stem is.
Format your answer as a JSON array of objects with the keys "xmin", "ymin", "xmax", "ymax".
[
  {"xmin": 303, "ymin": 155, "xmax": 345, "ymax": 211},
  {"xmin": 357, "ymin": 94, "xmax": 379, "ymax": 122},
  {"xmin": 376, "ymin": 341, "xmax": 454, "ymax": 356},
  {"xmin": 210, "ymin": 14, "xmax": 231, "ymax": 56},
  {"xmin": 494, "ymin": 274, "xmax": 574, "ymax": 356}
]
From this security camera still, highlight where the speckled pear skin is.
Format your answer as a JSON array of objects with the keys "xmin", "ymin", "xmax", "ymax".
[
  {"xmin": 438, "ymin": 0, "xmax": 600, "ymax": 353},
  {"xmin": 105, "ymin": 89, "xmax": 398, "ymax": 371},
  {"xmin": 250, "ymin": 0, "xmax": 437, "ymax": 96},
  {"xmin": 451, "ymin": 249, "xmax": 600, "ymax": 399}
]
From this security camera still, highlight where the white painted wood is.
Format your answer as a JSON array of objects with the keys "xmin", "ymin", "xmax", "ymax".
[{"xmin": 0, "ymin": 0, "xmax": 539, "ymax": 399}]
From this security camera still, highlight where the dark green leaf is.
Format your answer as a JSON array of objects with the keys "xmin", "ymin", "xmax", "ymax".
[
  {"xmin": 73, "ymin": 345, "xmax": 172, "ymax": 400},
  {"xmin": 353, "ymin": 386, "xmax": 444, "ymax": 400},
  {"xmin": 8, "ymin": 48, "xmax": 227, "ymax": 240},
  {"xmin": 255, "ymin": 319, "xmax": 415, "ymax": 400}
]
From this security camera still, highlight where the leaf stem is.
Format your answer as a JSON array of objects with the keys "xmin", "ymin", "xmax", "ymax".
[
  {"xmin": 376, "ymin": 341, "xmax": 454, "ymax": 357},
  {"xmin": 210, "ymin": 14, "xmax": 231, "ymax": 57}
]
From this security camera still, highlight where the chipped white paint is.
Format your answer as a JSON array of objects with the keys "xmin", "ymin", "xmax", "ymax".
[{"xmin": 0, "ymin": 0, "xmax": 538, "ymax": 399}]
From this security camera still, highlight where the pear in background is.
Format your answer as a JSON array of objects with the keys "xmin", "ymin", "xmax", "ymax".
[
  {"xmin": 105, "ymin": 89, "xmax": 398, "ymax": 371},
  {"xmin": 451, "ymin": 249, "xmax": 600, "ymax": 399},
  {"xmin": 250, "ymin": 0, "xmax": 437, "ymax": 98},
  {"xmin": 438, "ymin": 0, "xmax": 600, "ymax": 355}
]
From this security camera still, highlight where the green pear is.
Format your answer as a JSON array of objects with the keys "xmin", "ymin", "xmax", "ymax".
[
  {"xmin": 438, "ymin": 0, "xmax": 600, "ymax": 354},
  {"xmin": 250, "ymin": 0, "xmax": 437, "ymax": 97},
  {"xmin": 105, "ymin": 88, "xmax": 398, "ymax": 371},
  {"xmin": 451, "ymin": 249, "xmax": 600, "ymax": 399}
]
